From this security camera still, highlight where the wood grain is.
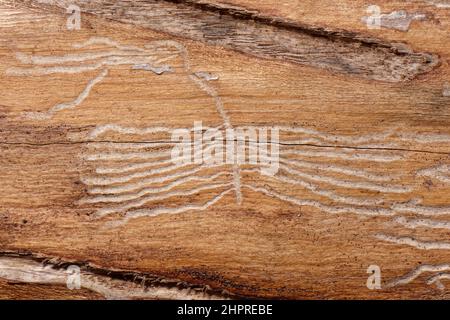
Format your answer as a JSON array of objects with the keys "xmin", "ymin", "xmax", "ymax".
[
  {"xmin": 12, "ymin": 0, "xmax": 440, "ymax": 82},
  {"xmin": 1, "ymin": 0, "xmax": 450, "ymax": 299}
]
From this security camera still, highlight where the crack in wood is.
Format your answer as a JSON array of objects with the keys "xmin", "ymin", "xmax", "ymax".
[
  {"xmin": 1, "ymin": 140, "xmax": 449, "ymax": 155},
  {"xmin": 0, "ymin": 250, "xmax": 240, "ymax": 299},
  {"xmin": 9, "ymin": 0, "xmax": 440, "ymax": 82}
]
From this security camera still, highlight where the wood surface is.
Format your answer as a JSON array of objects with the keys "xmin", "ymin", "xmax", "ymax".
[{"xmin": 1, "ymin": 0, "xmax": 450, "ymax": 299}]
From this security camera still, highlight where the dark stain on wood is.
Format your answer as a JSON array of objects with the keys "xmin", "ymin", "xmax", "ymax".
[{"xmin": 12, "ymin": 0, "xmax": 440, "ymax": 82}]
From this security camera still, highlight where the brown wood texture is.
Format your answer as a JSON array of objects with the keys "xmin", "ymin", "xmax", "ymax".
[{"xmin": 1, "ymin": 0, "xmax": 450, "ymax": 299}]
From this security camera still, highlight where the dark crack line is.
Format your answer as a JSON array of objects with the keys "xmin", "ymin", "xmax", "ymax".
[
  {"xmin": 7, "ymin": 0, "xmax": 440, "ymax": 82},
  {"xmin": 0, "ymin": 140, "xmax": 449, "ymax": 155},
  {"xmin": 0, "ymin": 249, "xmax": 249, "ymax": 299}
]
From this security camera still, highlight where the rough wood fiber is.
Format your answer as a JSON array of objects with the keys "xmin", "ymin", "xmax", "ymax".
[{"xmin": 1, "ymin": 0, "xmax": 450, "ymax": 299}]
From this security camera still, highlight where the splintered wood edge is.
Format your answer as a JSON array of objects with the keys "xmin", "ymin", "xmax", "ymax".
[
  {"xmin": 8, "ymin": 0, "xmax": 440, "ymax": 82},
  {"xmin": 0, "ymin": 251, "xmax": 235, "ymax": 300}
]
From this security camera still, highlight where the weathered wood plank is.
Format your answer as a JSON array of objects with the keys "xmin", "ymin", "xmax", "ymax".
[{"xmin": 1, "ymin": 0, "xmax": 450, "ymax": 299}]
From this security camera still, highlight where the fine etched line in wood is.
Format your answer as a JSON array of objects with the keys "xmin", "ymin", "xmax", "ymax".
[
  {"xmin": 391, "ymin": 200, "xmax": 450, "ymax": 216},
  {"xmin": 87, "ymin": 166, "xmax": 216, "ymax": 194},
  {"xmin": 375, "ymin": 234, "xmax": 450, "ymax": 250},
  {"xmin": 10, "ymin": 0, "xmax": 440, "ymax": 82},
  {"xmin": 123, "ymin": 188, "xmax": 236, "ymax": 222},
  {"xmin": 242, "ymin": 168, "xmax": 385, "ymax": 206},
  {"xmin": 78, "ymin": 122, "xmax": 405, "ymax": 220},
  {"xmin": 417, "ymin": 165, "xmax": 450, "ymax": 183},
  {"xmin": 280, "ymin": 158, "xmax": 399, "ymax": 182},
  {"xmin": 78, "ymin": 122, "xmax": 450, "ymax": 223},
  {"xmin": 5, "ymin": 36, "xmax": 245, "ymax": 205},
  {"xmin": 386, "ymin": 264, "xmax": 450, "ymax": 289},
  {"xmin": 92, "ymin": 145, "xmax": 215, "ymax": 174},
  {"xmin": 242, "ymin": 183, "xmax": 394, "ymax": 216},
  {"xmin": 393, "ymin": 216, "xmax": 450, "ymax": 230},
  {"xmin": 73, "ymin": 118, "xmax": 450, "ymax": 295},
  {"xmin": 28, "ymin": 69, "xmax": 108, "ymax": 120},
  {"xmin": 6, "ymin": 37, "xmax": 177, "ymax": 119},
  {"xmin": 427, "ymin": 274, "xmax": 450, "ymax": 290},
  {"xmin": 81, "ymin": 171, "xmax": 232, "ymax": 204},
  {"xmin": 279, "ymin": 163, "xmax": 410, "ymax": 193},
  {"xmin": 94, "ymin": 182, "xmax": 234, "ymax": 217}
]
